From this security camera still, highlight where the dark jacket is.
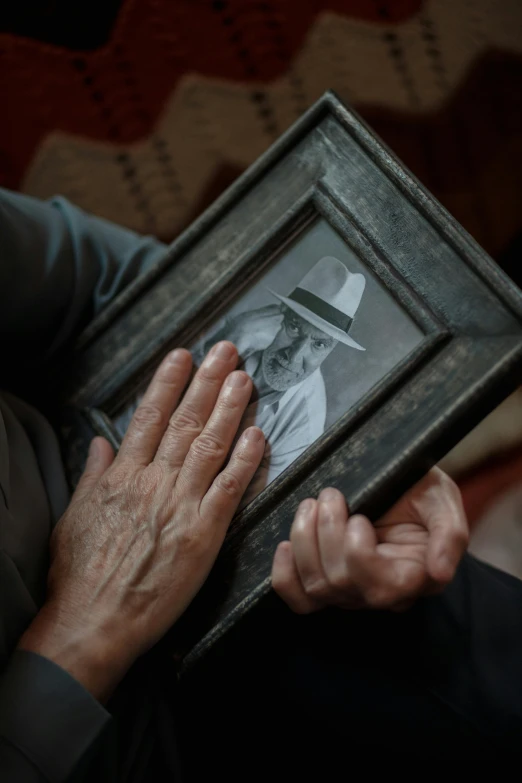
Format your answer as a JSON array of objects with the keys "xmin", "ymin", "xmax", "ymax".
[{"xmin": 0, "ymin": 188, "xmax": 167, "ymax": 781}]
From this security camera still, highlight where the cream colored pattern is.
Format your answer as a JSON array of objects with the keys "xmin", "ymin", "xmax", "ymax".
[
  {"xmin": 22, "ymin": 0, "xmax": 522, "ymax": 238},
  {"xmin": 440, "ymin": 391, "xmax": 522, "ymax": 477}
]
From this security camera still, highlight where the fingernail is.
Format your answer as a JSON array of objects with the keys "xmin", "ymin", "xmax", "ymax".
[
  {"xmin": 168, "ymin": 348, "xmax": 188, "ymax": 365},
  {"xmin": 226, "ymin": 371, "xmax": 248, "ymax": 388},
  {"xmin": 243, "ymin": 426, "xmax": 263, "ymax": 443},
  {"xmin": 211, "ymin": 341, "xmax": 235, "ymax": 361},
  {"xmin": 319, "ymin": 487, "xmax": 339, "ymax": 503}
]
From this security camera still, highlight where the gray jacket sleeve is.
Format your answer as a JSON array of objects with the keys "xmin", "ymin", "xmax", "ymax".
[
  {"xmin": 0, "ymin": 188, "xmax": 168, "ymax": 780},
  {"xmin": 0, "ymin": 187, "xmax": 167, "ymax": 379},
  {"xmin": 0, "ymin": 651, "xmax": 111, "ymax": 782}
]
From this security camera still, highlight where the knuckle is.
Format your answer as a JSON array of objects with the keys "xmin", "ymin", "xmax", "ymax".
[
  {"xmin": 218, "ymin": 392, "xmax": 243, "ymax": 412},
  {"xmin": 134, "ymin": 467, "xmax": 162, "ymax": 497},
  {"xmin": 98, "ymin": 473, "xmax": 114, "ymax": 494},
  {"xmin": 453, "ymin": 526, "xmax": 470, "ymax": 549},
  {"xmin": 99, "ymin": 465, "xmax": 127, "ymax": 493},
  {"xmin": 169, "ymin": 406, "xmax": 202, "ymax": 435},
  {"xmin": 434, "ymin": 468, "xmax": 462, "ymax": 506},
  {"xmin": 271, "ymin": 571, "xmax": 289, "ymax": 593},
  {"xmin": 191, "ymin": 433, "xmax": 226, "ymax": 461},
  {"xmin": 79, "ymin": 467, "xmax": 98, "ymax": 486},
  {"xmin": 97, "ymin": 472, "xmax": 113, "ymax": 493},
  {"xmin": 197, "ymin": 364, "xmax": 223, "ymax": 385},
  {"xmin": 390, "ymin": 568, "xmax": 415, "ymax": 600},
  {"xmin": 303, "ymin": 578, "xmax": 329, "ymax": 600},
  {"xmin": 175, "ymin": 524, "xmax": 205, "ymax": 556},
  {"xmin": 433, "ymin": 471, "xmax": 468, "ymax": 542},
  {"xmin": 365, "ymin": 569, "xmax": 415, "ymax": 609},
  {"xmin": 232, "ymin": 446, "xmax": 258, "ymax": 471},
  {"xmin": 214, "ymin": 470, "xmax": 243, "ymax": 498},
  {"xmin": 291, "ymin": 515, "xmax": 311, "ymax": 539},
  {"xmin": 440, "ymin": 470, "xmax": 459, "ymax": 496},
  {"xmin": 364, "ymin": 587, "xmax": 389, "ymax": 610},
  {"xmin": 328, "ymin": 570, "xmax": 350, "ymax": 591},
  {"xmin": 132, "ymin": 403, "xmax": 165, "ymax": 430}
]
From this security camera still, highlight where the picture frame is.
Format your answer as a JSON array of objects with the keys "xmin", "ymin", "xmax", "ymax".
[{"xmin": 60, "ymin": 91, "xmax": 522, "ymax": 669}]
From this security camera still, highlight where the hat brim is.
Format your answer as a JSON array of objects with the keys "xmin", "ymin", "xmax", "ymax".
[{"xmin": 267, "ymin": 289, "xmax": 365, "ymax": 351}]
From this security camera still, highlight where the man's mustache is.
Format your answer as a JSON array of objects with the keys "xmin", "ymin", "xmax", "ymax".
[{"xmin": 271, "ymin": 354, "xmax": 300, "ymax": 375}]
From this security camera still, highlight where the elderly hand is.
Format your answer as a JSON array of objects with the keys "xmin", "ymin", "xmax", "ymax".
[
  {"xmin": 271, "ymin": 467, "xmax": 468, "ymax": 613},
  {"xmin": 20, "ymin": 342, "xmax": 264, "ymax": 701}
]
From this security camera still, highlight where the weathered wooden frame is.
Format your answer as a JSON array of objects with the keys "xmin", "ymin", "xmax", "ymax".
[{"xmin": 61, "ymin": 92, "xmax": 522, "ymax": 669}]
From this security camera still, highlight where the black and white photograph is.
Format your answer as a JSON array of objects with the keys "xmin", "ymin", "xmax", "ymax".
[{"xmin": 114, "ymin": 218, "xmax": 423, "ymax": 506}]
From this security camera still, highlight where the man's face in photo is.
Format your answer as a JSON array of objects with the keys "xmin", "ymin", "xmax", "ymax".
[{"xmin": 262, "ymin": 307, "xmax": 338, "ymax": 392}]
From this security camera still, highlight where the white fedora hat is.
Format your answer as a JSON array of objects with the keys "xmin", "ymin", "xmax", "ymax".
[{"xmin": 268, "ymin": 256, "xmax": 366, "ymax": 351}]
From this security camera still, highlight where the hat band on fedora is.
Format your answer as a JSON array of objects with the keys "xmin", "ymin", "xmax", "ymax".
[{"xmin": 289, "ymin": 287, "xmax": 353, "ymax": 333}]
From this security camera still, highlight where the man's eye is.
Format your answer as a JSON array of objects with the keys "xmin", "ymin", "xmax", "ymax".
[
  {"xmin": 287, "ymin": 321, "xmax": 300, "ymax": 334},
  {"xmin": 314, "ymin": 341, "xmax": 328, "ymax": 350}
]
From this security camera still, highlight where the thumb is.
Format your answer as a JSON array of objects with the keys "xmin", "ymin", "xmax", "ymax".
[{"xmin": 73, "ymin": 437, "xmax": 115, "ymax": 501}]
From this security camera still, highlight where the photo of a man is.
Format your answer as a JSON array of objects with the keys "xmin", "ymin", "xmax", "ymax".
[
  {"xmin": 114, "ymin": 217, "xmax": 423, "ymax": 507},
  {"xmin": 194, "ymin": 256, "xmax": 367, "ymax": 503}
]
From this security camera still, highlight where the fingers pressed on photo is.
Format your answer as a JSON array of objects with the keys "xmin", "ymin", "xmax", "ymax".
[
  {"xmin": 200, "ymin": 426, "xmax": 265, "ymax": 523},
  {"xmin": 154, "ymin": 341, "xmax": 238, "ymax": 470},
  {"xmin": 178, "ymin": 371, "xmax": 253, "ymax": 498},
  {"xmin": 118, "ymin": 348, "xmax": 193, "ymax": 465}
]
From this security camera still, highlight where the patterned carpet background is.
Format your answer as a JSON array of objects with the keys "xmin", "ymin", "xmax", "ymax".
[
  {"xmin": 2, "ymin": 0, "xmax": 522, "ymax": 276},
  {"xmin": 2, "ymin": 0, "xmax": 522, "ymax": 555}
]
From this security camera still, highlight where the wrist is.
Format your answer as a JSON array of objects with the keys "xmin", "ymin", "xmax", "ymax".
[{"xmin": 18, "ymin": 603, "xmax": 135, "ymax": 703}]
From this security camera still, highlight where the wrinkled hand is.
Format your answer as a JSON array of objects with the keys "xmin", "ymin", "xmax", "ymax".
[
  {"xmin": 272, "ymin": 467, "xmax": 468, "ymax": 614},
  {"xmin": 20, "ymin": 342, "xmax": 264, "ymax": 700}
]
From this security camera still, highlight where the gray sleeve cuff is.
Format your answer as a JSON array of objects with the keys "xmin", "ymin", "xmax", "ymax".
[{"xmin": 0, "ymin": 650, "xmax": 111, "ymax": 782}]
